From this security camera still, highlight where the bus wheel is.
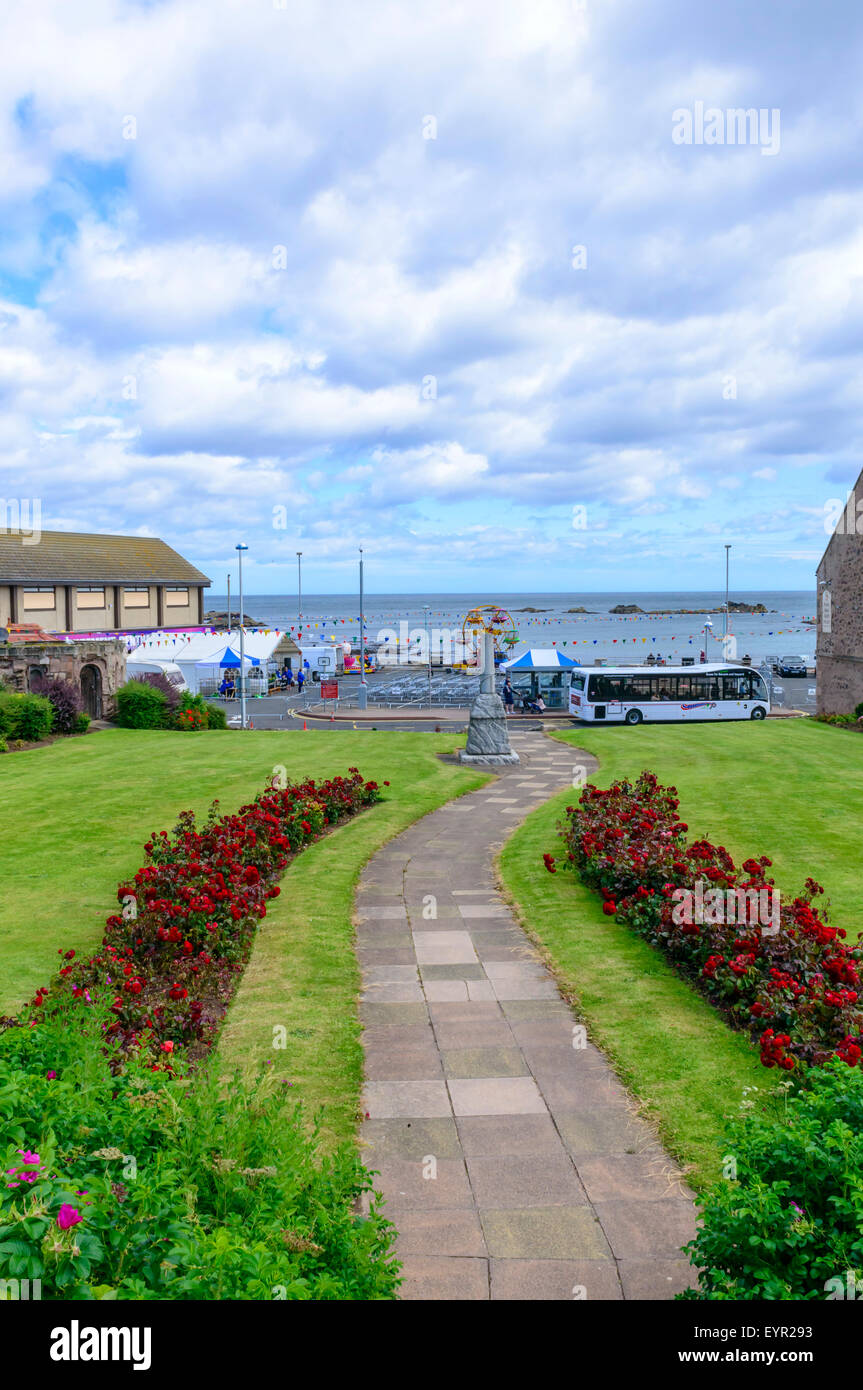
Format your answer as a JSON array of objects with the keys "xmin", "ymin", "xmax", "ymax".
[
  {"xmin": 750, "ymin": 706, "xmax": 767, "ymax": 720},
  {"xmin": 624, "ymin": 708, "xmax": 643, "ymax": 725}
]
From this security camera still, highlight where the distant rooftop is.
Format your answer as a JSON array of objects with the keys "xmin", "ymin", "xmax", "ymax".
[{"xmin": 0, "ymin": 530, "xmax": 211, "ymax": 586}]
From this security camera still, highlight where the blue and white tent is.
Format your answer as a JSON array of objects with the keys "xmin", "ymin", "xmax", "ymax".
[
  {"xmin": 501, "ymin": 648, "xmax": 580, "ymax": 670},
  {"xmin": 194, "ymin": 644, "xmax": 260, "ymax": 669}
]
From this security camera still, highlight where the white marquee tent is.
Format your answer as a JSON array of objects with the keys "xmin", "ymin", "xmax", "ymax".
[{"xmin": 127, "ymin": 629, "xmax": 289, "ymax": 694}]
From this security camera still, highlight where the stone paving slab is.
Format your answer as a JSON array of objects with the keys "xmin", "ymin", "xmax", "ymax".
[
  {"xmin": 356, "ymin": 730, "xmax": 698, "ymax": 1299},
  {"xmin": 397, "ymin": 1256, "xmax": 490, "ymax": 1300},
  {"xmin": 490, "ymin": 1258, "xmax": 623, "ymax": 1301},
  {"xmin": 395, "ymin": 1209, "xmax": 488, "ymax": 1257}
]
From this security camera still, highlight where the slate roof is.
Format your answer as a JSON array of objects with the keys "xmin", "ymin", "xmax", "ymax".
[{"xmin": 0, "ymin": 531, "xmax": 211, "ymax": 586}]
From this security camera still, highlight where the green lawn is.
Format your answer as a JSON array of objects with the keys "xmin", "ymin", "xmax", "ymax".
[
  {"xmin": 498, "ymin": 720, "xmax": 862, "ymax": 1189},
  {"xmin": 0, "ymin": 728, "xmax": 484, "ymax": 1146}
]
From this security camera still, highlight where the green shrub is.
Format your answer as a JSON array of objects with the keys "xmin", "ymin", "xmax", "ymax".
[
  {"xmin": 173, "ymin": 692, "xmax": 227, "ymax": 731},
  {"xmin": 205, "ymin": 702, "xmax": 227, "ymax": 730},
  {"xmin": 74, "ymin": 712, "xmax": 90, "ymax": 734},
  {"xmin": 0, "ymin": 735, "xmax": 7, "ymax": 754},
  {"xmin": 0, "ymin": 691, "xmax": 54, "ymax": 741},
  {"xmin": 682, "ymin": 1062, "xmax": 863, "ymax": 1299},
  {"xmin": 855, "ymin": 702, "xmax": 863, "ymax": 720},
  {"xmin": 116, "ymin": 680, "xmax": 168, "ymax": 729},
  {"xmin": 0, "ymin": 996, "xmax": 399, "ymax": 1300}
]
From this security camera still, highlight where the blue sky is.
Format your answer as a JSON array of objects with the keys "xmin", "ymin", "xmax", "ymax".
[{"xmin": 0, "ymin": 0, "xmax": 861, "ymax": 594}]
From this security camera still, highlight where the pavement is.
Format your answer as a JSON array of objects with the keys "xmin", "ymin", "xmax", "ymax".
[{"xmin": 356, "ymin": 729, "xmax": 698, "ymax": 1300}]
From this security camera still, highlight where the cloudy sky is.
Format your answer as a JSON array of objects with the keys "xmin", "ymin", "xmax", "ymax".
[{"xmin": 1, "ymin": 0, "xmax": 861, "ymax": 594}]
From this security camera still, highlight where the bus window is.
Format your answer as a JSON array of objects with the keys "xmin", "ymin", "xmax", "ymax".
[
  {"xmin": 691, "ymin": 675, "xmax": 720, "ymax": 700},
  {"xmin": 722, "ymin": 673, "xmax": 749, "ymax": 699},
  {"xmin": 589, "ymin": 675, "xmax": 624, "ymax": 701},
  {"xmin": 571, "ymin": 673, "xmax": 586, "ymax": 692},
  {"xmin": 624, "ymin": 675, "xmax": 655, "ymax": 699}
]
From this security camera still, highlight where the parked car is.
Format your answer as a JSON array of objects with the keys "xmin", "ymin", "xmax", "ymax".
[{"xmin": 777, "ymin": 654, "xmax": 808, "ymax": 677}]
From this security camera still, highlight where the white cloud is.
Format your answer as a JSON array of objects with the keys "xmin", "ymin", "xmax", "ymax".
[{"xmin": 0, "ymin": 0, "xmax": 858, "ymax": 586}]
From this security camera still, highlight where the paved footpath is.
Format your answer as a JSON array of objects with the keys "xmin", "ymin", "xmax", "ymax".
[{"xmin": 356, "ymin": 730, "xmax": 697, "ymax": 1300}]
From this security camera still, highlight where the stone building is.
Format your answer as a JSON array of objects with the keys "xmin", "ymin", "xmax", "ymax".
[
  {"xmin": 0, "ymin": 529, "xmax": 211, "ymax": 634},
  {"xmin": 816, "ymin": 463, "xmax": 863, "ymax": 714},
  {"xmin": 0, "ymin": 628, "xmax": 127, "ymax": 719}
]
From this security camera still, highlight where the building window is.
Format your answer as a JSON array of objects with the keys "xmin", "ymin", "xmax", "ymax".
[
  {"xmin": 22, "ymin": 587, "xmax": 56, "ymax": 612},
  {"xmin": 77, "ymin": 587, "xmax": 106, "ymax": 610},
  {"xmin": 165, "ymin": 587, "xmax": 190, "ymax": 607},
  {"xmin": 123, "ymin": 587, "xmax": 151, "ymax": 609}
]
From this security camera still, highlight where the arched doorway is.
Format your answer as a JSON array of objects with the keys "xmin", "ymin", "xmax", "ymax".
[{"xmin": 80, "ymin": 664, "xmax": 103, "ymax": 720}]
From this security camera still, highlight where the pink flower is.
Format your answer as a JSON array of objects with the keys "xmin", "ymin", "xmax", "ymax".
[
  {"xmin": 17, "ymin": 1149, "xmax": 41, "ymax": 1165},
  {"xmin": 57, "ymin": 1204, "xmax": 82, "ymax": 1230},
  {"xmin": 46, "ymin": 1071, "xmax": 57, "ymax": 1080}
]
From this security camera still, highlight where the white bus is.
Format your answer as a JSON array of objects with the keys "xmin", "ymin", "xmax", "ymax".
[{"xmin": 569, "ymin": 663, "xmax": 770, "ymax": 724}]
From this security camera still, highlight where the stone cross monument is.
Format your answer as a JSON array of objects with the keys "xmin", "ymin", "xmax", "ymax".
[{"xmin": 458, "ymin": 632, "xmax": 519, "ymax": 765}]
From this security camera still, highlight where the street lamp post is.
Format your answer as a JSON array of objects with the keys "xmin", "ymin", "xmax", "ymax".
[
  {"xmin": 226, "ymin": 574, "xmax": 231, "ymax": 634},
  {"xmin": 423, "ymin": 604, "xmax": 431, "ymax": 707},
  {"xmin": 724, "ymin": 544, "xmax": 732, "ymax": 647},
  {"xmin": 296, "ymin": 552, "xmax": 302, "ymax": 638},
  {"xmin": 236, "ymin": 543, "xmax": 248, "ymax": 729},
  {"xmin": 357, "ymin": 548, "xmax": 368, "ymax": 710}
]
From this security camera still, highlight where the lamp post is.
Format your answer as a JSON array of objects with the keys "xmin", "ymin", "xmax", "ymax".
[
  {"xmin": 296, "ymin": 551, "xmax": 302, "ymax": 644},
  {"xmin": 226, "ymin": 574, "xmax": 231, "ymax": 634},
  {"xmin": 724, "ymin": 544, "xmax": 732, "ymax": 647},
  {"xmin": 236, "ymin": 543, "xmax": 248, "ymax": 729},
  {"xmin": 423, "ymin": 604, "xmax": 431, "ymax": 707},
  {"xmin": 296, "ymin": 550, "xmax": 303, "ymax": 690},
  {"xmin": 357, "ymin": 547, "xmax": 368, "ymax": 710}
]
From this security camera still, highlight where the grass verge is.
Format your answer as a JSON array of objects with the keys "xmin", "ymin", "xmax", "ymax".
[
  {"xmin": 1, "ymin": 727, "xmax": 483, "ymax": 1148},
  {"xmin": 498, "ymin": 719, "xmax": 861, "ymax": 1189}
]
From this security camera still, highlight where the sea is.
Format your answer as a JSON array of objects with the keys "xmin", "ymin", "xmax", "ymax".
[{"xmin": 203, "ymin": 590, "xmax": 816, "ymax": 666}]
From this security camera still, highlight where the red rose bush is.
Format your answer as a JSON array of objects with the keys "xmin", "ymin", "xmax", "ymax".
[
  {"xmin": 28, "ymin": 768, "xmax": 382, "ymax": 1070},
  {"xmin": 548, "ymin": 771, "xmax": 863, "ymax": 1072}
]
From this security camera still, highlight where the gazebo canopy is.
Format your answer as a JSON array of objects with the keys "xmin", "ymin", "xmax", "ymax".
[
  {"xmin": 195, "ymin": 645, "xmax": 260, "ymax": 669},
  {"xmin": 501, "ymin": 648, "xmax": 580, "ymax": 671}
]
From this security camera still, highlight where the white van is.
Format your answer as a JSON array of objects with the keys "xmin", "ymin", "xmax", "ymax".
[
  {"xmin": 126, "ymin": 658, "xmax": 189, "ymax": 693},
  {"xmin": 299, "ymin": 645, "xmax": 345, "ymax": 679}
]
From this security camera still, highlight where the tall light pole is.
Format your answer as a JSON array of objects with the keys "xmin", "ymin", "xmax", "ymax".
[
  {"xmin": 236, "ymin": 543, "xmax": 248, "ymax": 728},
  {"xmin": 226, "ymin": 574, "xmax": 231, "ymax": 633},
  {"xmin": 296, "ymin": 551, "xmax": 302, "ymax": 643},
  {"xmin": 423, "ymin": 603, "xmax": 431, "ymax": 707},
  {"xmin": 296, "ymin": 551, "xmax": 303, "ymax": 689},
  {"xmin": 724, "ymin": 544, "xmax": 732, "ymax": 644},
  {"xmin": 357, "ymin": 547, "xmax": 368, "ymax": 710}
]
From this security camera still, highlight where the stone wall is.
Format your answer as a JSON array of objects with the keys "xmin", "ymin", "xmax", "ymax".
[
  {"xmin": 816, "ymin": 476, "xmax": 863, "ymax": 714},
  {"xmin": 0, "ymin": 639, "xmax": 127, "ymax": 720}
]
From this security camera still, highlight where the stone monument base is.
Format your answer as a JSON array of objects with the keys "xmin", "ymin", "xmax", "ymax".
[
  {"xmin": 458, "ymin": 749, "xmax": 520, "ymax": 766},
  {"xmin": 459, "ymin": 690, "xmax": 519, "ymax": 765}
]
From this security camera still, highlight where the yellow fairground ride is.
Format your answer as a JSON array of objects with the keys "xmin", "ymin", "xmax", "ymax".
[{"xmin": 457, "ymin": 604, "xmax": 519, "ymax": 669}]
